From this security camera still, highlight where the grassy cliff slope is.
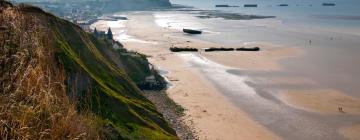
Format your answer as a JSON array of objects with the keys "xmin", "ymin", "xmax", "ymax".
[{"xmin": 0, "ymin": 1, "xmax": 176, "ymax": 139}]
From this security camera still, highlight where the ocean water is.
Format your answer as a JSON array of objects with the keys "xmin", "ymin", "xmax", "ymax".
[
  {"xmin": 170, "ymin": 0, "xmax": 360, "ymax": 27},
  {"xmin": 167, "ymin": 0, "xmax": 360, "ymax": 42}
]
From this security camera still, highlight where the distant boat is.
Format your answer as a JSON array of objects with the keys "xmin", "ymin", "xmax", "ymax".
[
  {"xmin": 244, "ymin": 4, "xmax": 258, "ymax": 7},
  {"xmin": 278, "ymin": 4, "xmax": 288, "ymax": 6},
  {"xmin": 322, "ymin": 3, "xmax": 336, "ymax": 6},
  {"xmin": 183, "ymin": 29, "xmax": 202, "ymax": 34},
  {"xmin": 215, "ymin": 4, "xmax": 239, "ymax": 7}
]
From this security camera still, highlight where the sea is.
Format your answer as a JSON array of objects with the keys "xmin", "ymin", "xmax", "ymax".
[
  {"xmin": 164, "ymin": 0, "xmax": 360, "ymax": 43},
  {"xmin": 170, "ymin": 0, "xmax": 360, "ymax": 29}
]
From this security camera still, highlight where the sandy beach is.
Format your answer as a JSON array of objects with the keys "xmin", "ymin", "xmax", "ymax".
[
  {"xmin": 340, "ymin": 124, "xmax": 360, "ymax": 140},
  {"xmin": 92, "ymin": 11, "xmax": 360, "ymax": 140},
  {"xmin": 281, "ymin": 89, "xmax": 360, "ymax": 115},
  {"xmin": 121, "ymin": 13, "xmax": 280, "ymax": 140}
]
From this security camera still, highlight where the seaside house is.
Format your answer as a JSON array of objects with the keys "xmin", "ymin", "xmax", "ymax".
[
  {"xmin": 93, "ymin": 27, "xmax": 107, "ymax": 39},
  {"xmin": 93, "ymin": 27, "xmax": 122, "ymax": 49},
  {"xmin": 98, "ymin": 31, "xmax": 107, "ymax": 38}
]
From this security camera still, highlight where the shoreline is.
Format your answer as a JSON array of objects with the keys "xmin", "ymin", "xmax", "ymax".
[{"xmin": 120, "ymin": 12, "xmax": 281, "ymax": 140}]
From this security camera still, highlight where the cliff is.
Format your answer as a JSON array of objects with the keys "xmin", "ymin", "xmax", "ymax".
[{"xmin": 0, "ymin": 1, "xmax": 176, "ymax": 139}]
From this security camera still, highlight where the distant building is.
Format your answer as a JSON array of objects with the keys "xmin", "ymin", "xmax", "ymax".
[
  {"xmin": 93, "ymin": 27, "xmax": 120, "ymax": 47},
  {"xmin": 98, "ymin": 31, "xmax": 106, "ymax": 38}
]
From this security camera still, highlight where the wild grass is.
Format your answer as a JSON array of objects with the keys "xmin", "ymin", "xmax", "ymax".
[
  {"xmin": 0, "ymin": 5, "xmax": 102, "ymax": 139},
  {"xmin": 0, "ymin": 73, "xmax": 103, "ymax": 139},
  {"xmin": 1, "ymin": 2, "xmax": 177, "ymax": 139}
]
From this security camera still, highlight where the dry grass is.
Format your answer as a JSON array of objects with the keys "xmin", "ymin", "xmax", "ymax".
[
  {"xmin": 0, "ymin": 61, "xmax": 102, "ymax": 139},
  {"xmin": 0, "ymin": 4, "xmax": 103, "ymax": 139}
]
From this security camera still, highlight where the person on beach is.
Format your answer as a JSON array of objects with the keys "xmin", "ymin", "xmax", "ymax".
[
  {"xmin": 309, "ymin": 40, "xmax": 312, "ymax": 46},
  {"xmin": 338, "ymin": 106, "xmax": 344, "ymax": 112}
]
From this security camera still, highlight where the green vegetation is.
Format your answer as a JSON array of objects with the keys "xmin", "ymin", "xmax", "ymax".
[
  {"xmin": 111, "ymin": 48, "xmax": 167, "ymax": 90},
  {"xmin": 115, "ymin": 48, "xmax": 152, "ymax": 84},
  {"xmin": 0, "ymin": 2, "xmax": 176, "ymax": 139}
]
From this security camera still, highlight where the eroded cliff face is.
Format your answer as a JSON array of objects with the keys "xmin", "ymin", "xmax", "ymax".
[{"xmin": 0, "ymin": 1, "xmax": 177, "ymax": 139}]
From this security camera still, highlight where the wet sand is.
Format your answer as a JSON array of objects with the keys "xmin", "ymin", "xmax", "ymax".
[
  {"xmin": 92, "ymin": 11, "xmax": 360, "ymax": 140},
  {"xmin": 202, "ymin": 44, "xmax": 301, "ymax": 71},
  {"xmin": 281, "ymin": 89, "xmax": 360, "ymax": 115},
  {"xmin": 340, "ymin": 124, "xmax": 360, "ymax": 140}
]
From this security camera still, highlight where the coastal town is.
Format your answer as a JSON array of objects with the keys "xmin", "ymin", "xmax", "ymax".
[{"xmin": 16, "ymin": 1, "xmax": 103, "ymax": 32}]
